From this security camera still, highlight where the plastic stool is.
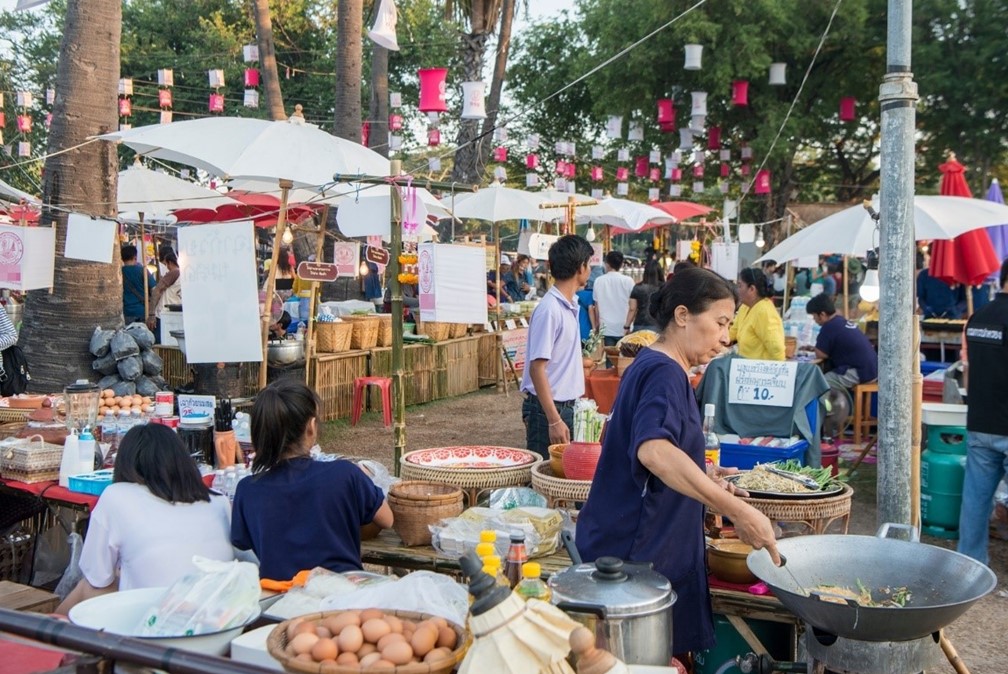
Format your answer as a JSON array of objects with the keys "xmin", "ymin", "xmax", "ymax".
[{"xmin": 351, "ymin": 376, "xmax": 392, "ymax": 427}]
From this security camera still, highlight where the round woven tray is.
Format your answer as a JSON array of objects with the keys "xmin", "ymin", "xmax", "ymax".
[
  {"xmin": 530, "ymin": 461, "xmax": 592, "ymax": 504},
  {"xmin": 739, "ymin": 482, "xmax": 854, "ymax": 520},
  {"xmin": 400, "ymin": 454, "xmax": 540, "ymax": 494}
]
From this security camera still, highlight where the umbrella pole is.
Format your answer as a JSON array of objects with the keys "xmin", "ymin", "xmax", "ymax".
[
  {"xmin": 911, "ymin": 320, "xmax": 922, "ymax": 528},
  {"xmin": 390, "ymin": 160, "xmax": 406, "ymax": 475},
  {"xmin": 140, "ymin": 214, "xmax": 149, "ymax": 324},
  {"xmin": 842, "ymin": 255, "xmax": 850, "ymax": 319},
  {"xmin": 604, "ymin": 225, "xmax": 611, "ymax": 254},
  {"xmin": 495, "ymin": 223, "xmax": 501, "ymax": 310},
  {"xmin": 303, "ymin": 206, "xmax": 329, "ymax": 385},
  {"xmin": 966, "ymin": 286, "xmax": 974, "ymax": 316},
  {"xmin": 259, "ymin": 179, "xmax": 293, "ymax": 392}
]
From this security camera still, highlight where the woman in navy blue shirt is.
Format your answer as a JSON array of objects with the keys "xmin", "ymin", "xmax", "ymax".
[
  {"xmin": 576, "ymin": 267, "xmax": 780, "ymax": 660},
  {"xmin": 232, "ymin": 379, "xmax": 393, "ymax": 580}
]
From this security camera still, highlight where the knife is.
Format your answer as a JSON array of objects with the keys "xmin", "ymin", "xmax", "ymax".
[{"xmin": 766, "ymin": 465, "xmax": 821, "ymax": 490}]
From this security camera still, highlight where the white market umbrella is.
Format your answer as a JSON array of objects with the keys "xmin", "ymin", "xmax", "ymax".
[
  {"xmin": 452, "ymin": 184, "xmax": 552, "ymax": 223},
  {"xmin": 335, "ymin": 183, "xmax": 449, "ymax": 241},
  {"xmin": 226, "ymin": 178, "xmax": 344, "ymax": 206},
  {"xmin": 756, "ymin": 195, "xmax": 1008, "ymax": 264},
  {"xmin": 0, "ymin": 176, "xmax": 38, "ymax": 205},
  {"xmin": 583, "ymin": 197, "xmax": 677, "ymax": 231},
  {"xmin": 532, "ymin": 188, "xmax": 622, "ymax": 222},
  {"xmin": 100, "ymin": 116, "xmax": 389, "ymax": 188},
  {"xmin": 118, "ymin": 163, "xmax": 239, "ymax": 217}
]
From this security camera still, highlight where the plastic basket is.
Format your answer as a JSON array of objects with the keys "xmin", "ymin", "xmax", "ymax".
[
  {"xmin": 315, "ymin": 321, "xmax": 353, "ymax": 353},
  {"xmin": 68, "ymin": 469, "xmax": 114, "ymax": 496}
]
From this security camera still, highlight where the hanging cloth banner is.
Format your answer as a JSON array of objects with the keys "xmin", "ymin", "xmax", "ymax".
[
  {"xmin": 0, "ymin": 224, "xmax": 54, "ymax": 290},
  {"xmin": 710, "ymin": 241, "xmax": 740, "ymax": 280},
  {"xmin": 333, "ymin": 241, "xmax": 360, "ymax": 278},
  {"xmin": 65, "ymin": 214, "xmax": 117, "ymax": 263}
]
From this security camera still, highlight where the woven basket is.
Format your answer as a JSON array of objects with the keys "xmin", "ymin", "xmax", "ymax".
[
  {"xmin": 416, "ymin": 319, "xmax": 452, "ymax": 342},
  {"xmin": 376, "ymin": 314, "xmax": 394, "ymax": 347},
  {"xmin": 0, "ymin": 435, "xmax": 65, "ymax": 484},
  {"xmin": 530, "ymin": 461, "xmax": 592, "ymax": 505},
  {"xmin": 315, "ymin": 321, "xmax": 353, "ymax": 353},
  {"xmin": 266, "ymin": 609, "xmax": 470, "ymax": 674},
  {"xmin": 388, "ymin": 481, "xmax": 464, "ymax": 546},
  {"xmin": 449, "ymin": 323, "xmax": 468, "ymax": 339},
  {"xmin": 345, "ymin": 315, "xmax": 380, "ymax": 349}
]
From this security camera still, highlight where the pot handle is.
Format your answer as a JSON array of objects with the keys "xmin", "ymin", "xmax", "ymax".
[
  {"xmin": 555, "ymin": 601, "xmax": 607, "ymax": 619},
  {"xmin": 876, "ymin": 522, "xmax": 920, "ymax": 543}
]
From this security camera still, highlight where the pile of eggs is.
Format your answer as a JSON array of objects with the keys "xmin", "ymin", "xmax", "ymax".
[
  {"xmin": 99, "ymin": 389, "xmax": 154, "ymax": 416},
  {"xmin": 282, "ymin": 609, "xmax": 459, "ymax": 670}
]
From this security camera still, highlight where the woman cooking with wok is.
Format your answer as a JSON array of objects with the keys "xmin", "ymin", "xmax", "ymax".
[{"xmin": 576, "ymin": 267, "xmax": 781, "ymax": 667}]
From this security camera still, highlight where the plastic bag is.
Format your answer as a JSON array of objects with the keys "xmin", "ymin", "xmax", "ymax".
[
  {"xmin": 267, "ymin": 568, "xmax": 391, "ymax": 620},
  {"xmin": 320, "ymin": 571, "xmax": 469, "ymax": 627},
  {"xmin": 110, "ymin": 330, "xmax": 140, "ymax": 361},
  {"xmin": 139, "ymin": 557, "xmax": 261, "ymax": 637},
  {"xmin": 357, "ymin": 459, "xmax": 398, "ymax": 496},
  {"xmin": 117, "ymin": 355, "xmax": 143, "ymax": 382},
  {"xmin": 135, "ymin": 375, "xmax": 160, "ymax": 397},
  {"xmin": 141, "ymin": 349, "xmax": 163, "ymax": 376},
  {"xmin": 489, "ymin": 487, "xmax": 547, "ymax": 510},
  {"xmin": 110, "ymin": 379, "xmax": 137, "ymax": 398},
  {"xmin": 89, "ymin": 327, "xmax": 114, "ymax": 358},
  {"xmin": 430, "ymin": 507, "xmax": 562, "ymax": 559},
  {"xmin": 92, "ymin": 353, "xmax": 118, "ymax": 376},
  {"xmin": 54, "ymin": 532, "xmax": 84, "ymax": 599},
  {"xmin": 125, "ymin": 323, "xmax": 155, "ymax": 350},
  {"xmin": 31, "ymin": 506, "xmax": 77, "ymax": 588}
]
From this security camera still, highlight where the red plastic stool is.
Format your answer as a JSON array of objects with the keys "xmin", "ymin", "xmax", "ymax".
[{"xmin": 351, "ymin": 376, "xmax": 392, "ymax": 427}]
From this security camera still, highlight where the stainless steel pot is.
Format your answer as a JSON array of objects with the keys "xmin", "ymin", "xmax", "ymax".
[
  {"xmin": 267, "ymin": 339, "xmax": 305, "ymax": 364},
  {"xmin": 548, "ymin": 556, "xmax": 675, "ymax": 666}
]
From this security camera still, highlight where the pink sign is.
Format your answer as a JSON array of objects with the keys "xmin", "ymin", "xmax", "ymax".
[{"xmin": 332, "ymin": 241, "xmax": 359, "ymax": 278}]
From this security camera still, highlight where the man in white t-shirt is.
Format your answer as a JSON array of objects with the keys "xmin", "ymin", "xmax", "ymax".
[{"xmin": 591, "ymin": 251, "xmax": 636, "ymax": 346}]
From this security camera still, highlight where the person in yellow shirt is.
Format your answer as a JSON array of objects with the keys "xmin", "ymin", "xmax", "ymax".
[{"xmin": 729, "ymin": 267, "xmax": 785, "ymax": 360}]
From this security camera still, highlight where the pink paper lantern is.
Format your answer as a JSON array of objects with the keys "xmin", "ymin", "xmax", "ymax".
[
  {"xmin": 659, "ymin": 122, "xmax": 676, "ymax": 134},
  {"xmin": 732, "ymin": 80, "xmax": 749, "ymax": 106},
  {"xmin": 839, "ymin": 96, "xmax": 857, "ymax": 122},
  {"xmin": 693, "ymin": 164, "xmax": 704, "ymax": 178},
  {"xmin": 427, "ymin": 128, "xmax": 441, "ymax": 146},
  {"xmin": 707, "ymin": 126, "xmax": 721, "ymax": 150},
  {"xmin": 564, "ymin": 162, "xmax": 576, "ymax": 179},
  {"xmin": 16, "ymin": 115, "xmax": 30, "ymax": 133},
  {"xmin": 525, "ymin": 153, "xmax": 539, "ymax": 169},
  {"xmin": 634, "ymin": 156, "xmax": 648, "ymax": 178},
  {"xmin": 158, "ymin": 89, "xmax": 173, "ymax": 108},
  {"xmin": 616, "ymin": 166, "xmax": 629, "ymax": 181},
  {"xmin": 754, "ymin": 169, "xmax": 771, "ymax": 194},
  {"xmin": 118, "ymin": 98, "xmax": 132, "ymax": 117},
  {"xmin": 244, "ymin": 68, "xmax": 260, "ymax": 88},
  {"xmin": 657, "ymin": 98, "xmax": 675, "ymax": 126},
  {"xmin": 389, "ymin": 114, "xmax": 404, "ymax": 131},
  {"xmin": 0, "ymin": 112, "xmax": 4, "ymax": 127},
  {"xmin": 208, "ymin": 93, "xmax": 224, "ymax": 113},
  {"xmin": 493, "ymin": 146, "xmax": 507, "ymax": 162},
  {"xmin": 670, "ymin": 167, "xmax": 682, "ymax": 182},
  {"xmin": 418, "ymin": 68, "xmax": 449, "ymax": 113},
  {"xmin": 740, "ymin": 164, "xmax": 751, "ymax": 177},
  {"xmin": 649, "ymin": 168, "xmax": 661, "ymax": 182},
  {"xmin": 720, "ymin": 162, "xmax": 730, "ymax": 178},
  {"xmin": 555, "ymin": 160, "xmax": 568, "ymax": 176},
  {"xmin": 590, "ymin": 166, "xmax": 604, "ymax": 181},
  {"xmin": 45, "ymin": 113, "xmax": 52, "ymax": 129},
  {"xmin": 361, "ymin": 121, "xmax": 370, "ymax": 147}
]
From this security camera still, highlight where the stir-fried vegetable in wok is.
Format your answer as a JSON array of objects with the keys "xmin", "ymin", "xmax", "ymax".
[{"xmin": 811, "ymin": 579, "xmax": 913, "ymax": 607}]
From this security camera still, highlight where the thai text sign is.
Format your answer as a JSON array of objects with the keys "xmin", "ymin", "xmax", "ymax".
[{"xmin": 727, "ymin": 359, "xmax": 797, "ymax": 408}]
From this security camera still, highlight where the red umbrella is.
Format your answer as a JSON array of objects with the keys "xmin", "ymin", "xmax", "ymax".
[
  {"xmin": 617, "ymin": 201, "xmax": 714, "ymax": 233},
  {"xmin": 0, "ymin": 204, "xmax": 40, "ymax": 223},
  {"xmin": 172, "ymin": 190, "xmax": 318, "ymax": 227},
  {"xmin": 928, "ymin": 156, "xmax": 1000, "ymax": 286}
]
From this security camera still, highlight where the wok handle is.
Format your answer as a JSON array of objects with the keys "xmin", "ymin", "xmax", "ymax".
[{"xmin": 876, "ymin": 522, "xmax": 921, "ymax": 542}]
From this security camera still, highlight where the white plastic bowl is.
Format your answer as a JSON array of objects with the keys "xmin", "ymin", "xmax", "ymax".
[
  {"xmin": 921, "ymin": 402, "xmax": 968, "ymax": 428},
  {"xmin": 69, "ymin": 587, "xmax": 260, "ymax": 657}
]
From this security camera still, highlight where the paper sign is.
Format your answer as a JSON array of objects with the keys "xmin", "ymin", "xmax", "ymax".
[
  {"xmin": 727, "ymin": 359, "xmax": 797, "ymax": 408},
  {"xmin": 178, "ymin": 220, "xmax": 262, "ymax": 363},
  {"xmin": 676, "ymin": 239, "xmax": 694, "ymax": 262},
  {"xmin": 710, "ymin": 241, "xmax": 739, "ymax": 280},
  {"xmin": 589, "ymin": 243, "xmax": 603, "ymax": 267},
  {"xmin": 417, "ymin": 243, "xmax": 488, "ymax": 324},
  {"xmin": 365, "ymin": 246, "xmax": 390, "ymax": 266},
  {"xmin": 505, "ymin": 319, "xmax": 517, "ymax": 330},
  {"xmin": 177, "ymin": 394, "xmax": 216, "ymax": 418},
  {"xmin": 65, "ymin": 214, "xmax": 117, "ymax": 263},
  {"xmin": 296, "ymin": 261, "xmax": 338, "ymax": 282},
  {"xmin": 500, "ymin": 327, "xmax": 528, "ymax": 371},
  {"xmin": 527, "ymin": 233, "xmax": 559, "ymax": 260},
  {"xmin": 333, "ymin": 241, "xmax": 359, "ymax": 278},
  {"xmin": 0, "ymin": 224, "xmax": 55, "ymax": 290}
]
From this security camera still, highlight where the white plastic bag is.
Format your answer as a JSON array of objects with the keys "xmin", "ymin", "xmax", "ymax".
[
  {"xmin": 54, "ymin": 532, "xmax": 84, "ymax": 600},
  {"xmin": 138, "ymin": 557, "xmax": 260, "ymax": 637},
  {"xmin": 320, "ymin": 571, "xmax": 469, "ymax": 626}
]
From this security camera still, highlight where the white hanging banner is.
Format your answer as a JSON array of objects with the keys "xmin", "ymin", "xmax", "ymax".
[
  {"xmin": 517, "ymin": 230, "xmax": 534, "ymax": 257},
  {"xmin": 727, "ymin": 359, "xmax": 797, "ymax": 408},
  {"xmin": 676, "ymin": 239, "xmax": 694, "ymax": 262},
  {"xmin": 796, "ymin": 255, "xmax": 819, "ymax": 269},
  {"xmin": 710, "ymin": 241, "xmax": 739, "ymax": 280},
  {"xmin": 65, "ymin": 214, "xmax": 117, "ymax": 263},
  {"xmin": 417, "ymin": 243, "xmax": 488, "ymax": 324},
  {"xmin": 0, "ymin": 224, "xmax": 54, "ymax": 290},
  {"xmin": 737, "ymin": 222, "xmax": 755, "ymax": 243},
  {"xmin": 589, "ymin": 243, "xmax": 604, "ymax": 267},
  {"xmin": 178, "ymin": 220, "xmax": 262, "ymax": 363},
  {"xmin": 527, "ymin": 233, "xmax": 559, "ymax": 260}
]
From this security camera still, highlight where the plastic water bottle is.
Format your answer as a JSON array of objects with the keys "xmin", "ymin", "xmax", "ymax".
[
  {"xmin": 101, "ymin": 412, "xmax": 118, "ymax": 454},
  {"xmin": 211, "ymin": 469, "xmax": 225, "ymax": 494},
  {"xmin": 223, "ymin": 466, "xmax": 238, "ymax": 501},
  {"xmin": 78, "ymin": 427, "xmax": 96, "ymax": 475},
  {"xmin": 130, "ymin": 408, "xmax": 143, "ymax": 429},
  {"xmin": 118, "ymin": 409, "xmax": 132, "ymax": 446},
  {"xmin": 703, "ymin": 403, "xmax": 720, "ymax": 470}
]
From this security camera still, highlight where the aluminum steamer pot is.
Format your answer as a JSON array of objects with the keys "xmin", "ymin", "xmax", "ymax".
[{"xmin": 548, "ymin": 556, "xmax": 675, "ymax": 666}]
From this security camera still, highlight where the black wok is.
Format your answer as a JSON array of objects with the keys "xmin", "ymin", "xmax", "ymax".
[{"xmin": 747, "ymin": 523, "xmax": 997, "ymax": 642}]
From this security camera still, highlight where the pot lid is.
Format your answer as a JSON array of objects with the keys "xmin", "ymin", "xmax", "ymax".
[{"xmin": 548, "ymin": 557, "xmax": 674, "ymax": 617}]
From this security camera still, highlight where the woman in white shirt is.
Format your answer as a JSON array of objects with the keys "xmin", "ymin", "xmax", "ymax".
[{"xmin": 57, "ymin": 424, "xmax": 234, "ymax": 614}]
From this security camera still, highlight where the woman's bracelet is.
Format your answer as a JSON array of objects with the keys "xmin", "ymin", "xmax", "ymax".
[{"xmin": 548, "ymin": 420, "xmax": 565, "ymax": 428}]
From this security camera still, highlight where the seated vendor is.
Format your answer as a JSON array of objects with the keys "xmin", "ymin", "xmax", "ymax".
[
  {"xmin": 488, "ymin": 254, "xmax": 515, "ymax": 303},
  {"xmin": 269, "ymin": 310, "xmax": 292, "ymax": 339},
  {"xmin": 806, "ymin": 293, "xmax": 878, "ymax": 390},
  {"xmin": 231, "ymin": 379, "xmax": 393, "ymax": 581}
]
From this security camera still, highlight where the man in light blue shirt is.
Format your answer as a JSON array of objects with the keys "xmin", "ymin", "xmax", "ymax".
[{"xmin": 520, "ymin": 235, "xmax": 594, "ymax": 458}]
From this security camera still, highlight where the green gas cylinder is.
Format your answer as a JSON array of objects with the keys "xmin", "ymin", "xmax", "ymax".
[{"xmin": 920, "ymin": 446, "xmax": 967, "ymax": 539}]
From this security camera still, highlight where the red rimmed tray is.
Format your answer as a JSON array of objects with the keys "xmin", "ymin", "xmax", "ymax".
[{"xmin": 403, "ymin": 445, "xmax": 538, "ymax": 469}]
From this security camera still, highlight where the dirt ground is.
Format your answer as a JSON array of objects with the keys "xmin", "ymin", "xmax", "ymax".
[{"xmin": 320, "ymin": 387, "xmax": 1008, "ymax": 674}]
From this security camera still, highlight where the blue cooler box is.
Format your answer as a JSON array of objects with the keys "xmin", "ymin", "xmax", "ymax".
[{"xmin": 716, "ymin": 398, "xmax": 816, "ymax": 469}]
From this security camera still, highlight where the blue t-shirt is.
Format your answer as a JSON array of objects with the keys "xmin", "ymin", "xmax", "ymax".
[
  {"xmin": 231, "ymin": 457, "xmax": 384, "ymax": 580},
  {"xmin": 575, "ymin": 289, "xmax": 594, "ymax": 341},
  {"xmin": 122, "ymin": 265, "xmax": 155, "ymax": 320},
  {"xmin": 576, "ymin": 347, "xmax": 714, "ymax": 654},
  {"xmin": 917, "ymin": 270, "xmax": 963, "ymax": 318},
  {"xmin": 815, "ymin": 315, "xmax": 878, "ymax": 383}
]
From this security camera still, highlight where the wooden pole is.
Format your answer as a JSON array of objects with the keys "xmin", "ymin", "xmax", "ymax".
[
  {"xmin": 495, "ymin": 222, "xmax": 501, "ymax": 309},
  {"xmin": 842, "ymin": 254, "xmax": 850, "ymax": 319},
  {"xmin": 390, "ymin": 160, "xmax": 406, "ymax": 475},
  {"xmin": 911, "ymin": 320, "xmax": 922, "ymax": 528},
  {"xmin": 139, "ymin": 215, "xmax": 148, "ymax": 323},
  {"xmin": 258, "ymin": 178, "xmax": 293, "ymax": 392},
  {"xmin": 303, "ymin": 206, "xmax": 329, "ymax": 385},
  {"xmin": 603, "ymin": 225, "xmax": 611, "ymax": 254}
]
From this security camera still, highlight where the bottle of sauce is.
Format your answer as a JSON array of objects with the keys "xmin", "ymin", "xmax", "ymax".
[
  {"xmin": 703, "ymin": 403, "xmax": 720, "ymax": 471},
  {"xmin": 504, "ymin": 532, "xmax": 529, "ymax": 589},
  {"xmin": 515, "ymin": 562, "xmax": 551, "ymax": 602},
  {"xmin": 482, "ymin": 555, "xmax": 509, "ymax": 588}
]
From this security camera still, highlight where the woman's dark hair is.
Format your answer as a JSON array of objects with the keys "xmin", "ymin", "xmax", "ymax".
[
  {"xmin": 1000, "ymin": 257, "xmax": 1008, "ymax": 288},
  {"xmin": 649, "ymin": 266, "xmax": 737, "ymax": 332},
  {"xmin": 113, "ymin": 423, "xmax": 210, "ymax": 504},
  {"xmin": 158, "ymin": 246, "xmax": 176, "ymax": 263},
  {"xmin": 805, "ymin": 292, "xmax": 836, "ymax": 316},
  {"xmin": 251, "ymin": 378, "xmax": 321, "ymax": 473},
  {"xmin": 277, "ymin": 247, "xmax": 293, "ymax": 273},
  {"xmin": 672, "ymin": 260, "xmax": 695, "ymax": 275},
  {"xmin": 739, "ymin": 267, "xmax": 774, "ymax": 298},
  {"xmin": 642, "ymin": 259, "xmax": 663, "ymax": 286},
  {"xmin": 548, "ymin": 234, "xmax": 594, "ymax": 281},
  {"xmin": 162, "ymin": 252, "xmax": 178, "ymax": 266}
]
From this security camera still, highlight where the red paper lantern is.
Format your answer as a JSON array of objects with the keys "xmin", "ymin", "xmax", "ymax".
[
  {"xmin": 732, "ymin": 80, "xmax": 749, "ymax": 106},
  {"xmin": 740, "ymin": 164, "xmax": 751, "ymax": 177},
  {"xmin": 634, "ymin": 156, "xmax": 648, "ymax": 178},
  {"xmin": 158, "ymin": 89, "xmax": 173, "ymax": 108},
  {"xmin": 616, "ymin": 166, "xmax": 629, "ymax": 181},
  {"xmin": 118, "ymin": 98, "xmax": 132, "ymax": 117},
  {"xmin": 649, "ymin": 168, "xmax": 661, "ymax": 182},
  {"xmin": 707, "ymin": 126, "xmax": 721, "ymax": 150},
  {"xmin": 418, "ymin": 68, "xmax": 449, "ymax": 113},
  {"xmin": 839, "ymin": 96, "xmax": 857, "ymax": 122},
  {"xmin": 693, "ymin": 164, "xmax": 704, "ymax": 178},
  {"xmin": 720, "ymin": 162, "xmax": 730, "ymax": 178},
  {"xmin": 564, "ymin": 162, "xmax": 576, "ymax": 179},
  {"xmin": 591, "ymin": 166, "xmax": 604, "ymax": 181},
  {"xmin": 659, "ymin": 122, "xmax": 676, "ymax": 134},
  {"xmin": 657, "ymin": 98, "xmax": 675, "ymax": 126},
  {"xmin": 208, "ymin": 93, "xmax": 224, "ymax": 113},
  {"xmin": 16, "ymin": 115, "xmax": 31, "ymax": 133},
  {"xmin": 670, "ymin": 167, "xmax": 682, "ymax": 182},
  {"xmin": 244, "ymin": 68, "xmax": 260, "ymax": 88},
  {"xmin": 361, "ymin": 121, "xmax": 370, "ymax": 147},
  {"xmin": 754, "ymin": 169, "xmax": 771, "ymax": 194},
  {"xmin": 389, "ymin": 114, "xmax": 404, "ymax": 131},
  {"xmin": 427, "ymin": 128, "xmax": 441, "ymax": 146},
  {"xmin": 493, "ymin": 146, "xmax": 507, "ymax": 162},
  {"xmin": 526, "ymin": 153, "xmax": 539, "ymax": 169}
]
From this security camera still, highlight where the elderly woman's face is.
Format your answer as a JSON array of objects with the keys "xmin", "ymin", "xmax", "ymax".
[{"xmin": 680, "ymin": 298, "xmax": 735, "ymax": 366}]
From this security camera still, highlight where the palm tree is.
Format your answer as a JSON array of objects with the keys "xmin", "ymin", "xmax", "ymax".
[
  {"xmin": 367, "ymin": 44, "xmax": 391, "ymax": 158},
  {"xmin": 334, "ymin": 0, "xmax": 364, "ymax": 141},
  {"xmin": 21, "ymin": 0, "xmax": 124, "ymax": 390},
  {"xmin": 251, "ymin": 0, "xmax": 288, "ymax": 120}
]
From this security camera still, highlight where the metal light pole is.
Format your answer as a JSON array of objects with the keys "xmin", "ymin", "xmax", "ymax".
[{"xmin": 877, "ymin": 0, "xmax": 919, "ymax": 527}]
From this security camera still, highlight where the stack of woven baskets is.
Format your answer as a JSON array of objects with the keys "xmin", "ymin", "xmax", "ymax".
[
  {"xmin": 388, "ymin": 480, "xmax": 463, "ymax": 546},
  {"xmin": 344, "ymin": 315, "xmax": 380, "ymax": 350},
  {"xmin": 315, "ymin": 320, "xmax": 353, "ymax": 353}
]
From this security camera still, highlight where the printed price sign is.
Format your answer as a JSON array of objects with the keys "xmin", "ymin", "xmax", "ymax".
[
  {"xmin": 177, "ymin": 394, "xmax": 216, "ymax": 418},
  {"xmin": 727, "ymin": 359, "xmax": 797, "ymax": 408}
]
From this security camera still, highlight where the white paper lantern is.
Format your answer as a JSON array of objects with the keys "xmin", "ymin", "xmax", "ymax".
[
  {"xmin": 243, "ymin": 44, "xmax": 259, "ymax": 62},
  {"xmin": 428, "ymin": 157, "xmax": 442, "ymax": 171},
  {"xmin": 389, "ymin": 134, "xmax": 403, "ymax": 151},
  {"xmin": 493, "ymin": 166, "xmax": 507, "ymax": 181},
  {"xmin": 158, "ymin": 69, "xmax": 174, "ymax": 87},
  {"xmin": 670, "ymin": 150, "xmax": 682, "ymax": 165},
  {"xmin": 591, "ymin": 188, "xmax": 604, "ymax": 199},
  {"xmin": 769, "ymin": 62, "xmax": 787, "ymax": 86},
  {"xmin": 691, "ymin": 91, "xmax": 708, "ymax": 116},
  {"xmin": 526, "ymin": 134, "xmax": 540, "ymax": 150},
  {"xmin": 719, "ymin": 149, "xmax": 731, "ymax": 161},
  {"xmin": 693, "ymin": 149, "xmax": 705, "ymax": 164},
  {"xmin": 16, "ymin": 91, "xmax": 32, "ymax": 108},
  {"xmin": 46, "ymin": 88, "xmax": 55, "ymax": 105},
  {"xmin": 18, "ymin": 141, "xmax": 31, "ymax": 157},
  {"xmin": 494, "ymin": 125, "xmax": 508, "ymax": 142},
  {"xmin": 617, "ymin": 148, "xmax": 630, "ymax": 162},
  {"xmin": 606, "ymin": 115, "xmax": 623, "ymax": 139},
  {"xmin": 617, "ymin": 182, "xmax": 629, "ymax": 196},
  {"xmin": 628, "ymin": 122, "xmax": 644, "ymax": 141},
  {"xmin": 592, "ymin": 145, "xmax": 605, "ymax": 160},
  {"xmin": 160, "ymin": 110, "xmax": 173, "ymax": 124},
  {"xmin": 684, "ymin": 44, "xmax": 703, "ymax": 70},
  {"xmin": 526, "ymin": 173, "xmax": 539, "ymax": 187},
  {"xmin": 243, "ymin": 89, "xmax": 260, "ymax": 108},
  {"xmin": 648, "ymin": 187, "xmax": 660, "ymax": 201},
  {"xmin": 461, "ymin": 81, "xmax": 487, "ymax": 120},
  {"xmin": 678, "ymin": 128, "xmax": 693, "ymax": 150},
  {"xmin": 555, "ymin": 178, "xmax": 567, "ymax": 192},
  {"xmin": 208, "ymin": 69, "xmax": 225, "ymax": 88},
  {"xmin": 719, "ymin": 181, "xmax": 730, "ymax": 194},
  {"xmin": 389, "ymin": 91, "xmax": 402, "ymax": 108},
  {"xmin": 669, "ymin": 184, "xmax": 682, "ymax": 197},
  {"xmin": 692, "ymin": 181, "xmax": 705, "ymax": 194},
  {"xmin": 690, "ymin": 114, "xmax": 706, "ymax": 133},
  {"xmin": 649, "ymin": 149, "xmax": 661, "ymax": 164},
  {"xmin": 118, "ymin": 79, "xmax": 133, "ymax": 96}
]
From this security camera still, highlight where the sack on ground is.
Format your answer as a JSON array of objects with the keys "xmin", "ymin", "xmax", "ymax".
[
  {"xmin": 141, "ymin": 349, "xmax": 162, "ymax": 376},
  {"xmin": 89, "ymin": 327, "xmax": 114, "ymax": 358},
  {"xmin": 110, "ymin": 330, "xmax": 139, "ymax": 360},
  {"xmin": 92, "ymin": 353, "xmax": 118, "ymax": 376},
  {"xmin": 117, "ymin": 355, "xmax": 143, "ymax": 382},
  {"xmin": 125, "ymin": 322, "xmax": 155, "ymax": 350}
]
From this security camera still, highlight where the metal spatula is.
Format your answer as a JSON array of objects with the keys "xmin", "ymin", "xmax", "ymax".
[{"xmin": 766, "ymin": 465, "xmax": 821, "ymax": 490}]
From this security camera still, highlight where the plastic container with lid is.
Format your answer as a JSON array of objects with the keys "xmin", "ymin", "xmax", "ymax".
[{"xmin": 179, "ymin": 415, "xmax": 214, "ymax": 466}]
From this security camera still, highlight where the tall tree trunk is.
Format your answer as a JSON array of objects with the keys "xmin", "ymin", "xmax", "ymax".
[
  {"xmin": 450, "ymin": 1, "xmax": 490, "ymax": 184},
  {"xmin": 367, "ymin": 45, "xmax": 390, "ymax": 158},
  {"xmin": 21, "ymin": 0, "xmax": 122, "ymax": 391},
  {"xmin": 478, "ymin": 0, "xmax": 515, "ymax": 170},
  {"xmin": 334, "ymin": 0, "xmax": 364, "ymax": 142},
  {"xmin": 251, "ymin": 0, "xmax": 287, "ymax": 120}
]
